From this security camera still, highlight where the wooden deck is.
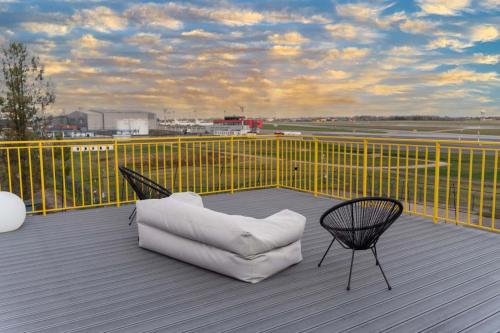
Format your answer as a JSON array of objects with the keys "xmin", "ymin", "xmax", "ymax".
[{"xmin": 1, "ymin": 188, "xmax": 500, "ymax": 332}]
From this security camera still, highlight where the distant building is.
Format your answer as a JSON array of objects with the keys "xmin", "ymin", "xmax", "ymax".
[
  {"xmin": 49, "ymin": 111, "xmax": 88, "ymax": 131},
  {"xmin": 212, "ymin": 116, "xmax": 263, "ymax": 133},
  {"xmin": 82, "ymin": 110, "xmax": 157, "ymax": 135},
  {"xmin": 211, "ymin": 123, "xmax": 251, "ymax": 136},
  {"xmin": 66, "ymin": 111, "xmax": 89, "ymax": 130},
  {"xmin": 47, "ymin": 109, "xmax": 158, "ymax": 136}
]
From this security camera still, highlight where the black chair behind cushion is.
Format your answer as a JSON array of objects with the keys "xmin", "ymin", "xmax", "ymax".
[
  {"xmin": 119, "ymin": 166, "xmax": 172, "ymax": 200},
  {"xmin": 119, "ymin": 166, "xmax": 172, "ymax": 224}
]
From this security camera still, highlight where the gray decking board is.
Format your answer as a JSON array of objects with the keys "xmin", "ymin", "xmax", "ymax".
[{"xmin": 0, "ymin": 189, "xmax": 499, "ymax": 332}]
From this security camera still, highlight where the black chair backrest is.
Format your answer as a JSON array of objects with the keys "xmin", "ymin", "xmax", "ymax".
[
  {"xmin": 119, "ymin": 166, "xmax": 172, "ymax": 200},
  {"xmin": 320, "ymin": 197, "xmax": 403, "ymax": 250}
]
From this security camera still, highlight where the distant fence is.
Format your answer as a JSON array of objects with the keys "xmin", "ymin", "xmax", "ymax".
[{"xmin": 0, "ymin": 135, "xmax": 499, "ymax": 232}]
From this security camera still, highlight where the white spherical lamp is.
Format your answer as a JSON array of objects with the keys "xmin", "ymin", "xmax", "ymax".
[{"xmin": 0, "ymin": 192, "xmax": 26, "ymax": 233}]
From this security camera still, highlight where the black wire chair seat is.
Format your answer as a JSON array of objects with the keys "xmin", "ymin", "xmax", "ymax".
[
  {"xmin": 318, "ymin": 197, "xmax": 403, "ymax": 290},
  {"xmin": 119, "ymin": 166, "xmax": 172, "ymax": 224}
]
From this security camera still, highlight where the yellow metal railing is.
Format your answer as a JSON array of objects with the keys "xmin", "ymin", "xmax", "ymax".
[
  {"xmin": 277, "ymin": 135, "xmax": 500, "ymax": 232},
  {"xmin": 0, "ymin": 135, "xmax": 499, "ymax": 233},
  {"xmin": 0, "ymin": 135, "xmax": 278, "ymax": 215}
]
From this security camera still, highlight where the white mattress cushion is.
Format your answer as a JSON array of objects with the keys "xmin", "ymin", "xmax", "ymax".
[
  {"xmin": 138, "ymin": 223, "xmax": 302, "ymax": 283},
  {"xmin": 136, "ymin": 197, "xmax": 306, "ymax": 258}
]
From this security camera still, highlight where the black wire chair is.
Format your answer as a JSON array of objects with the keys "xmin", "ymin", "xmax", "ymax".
[
  {"xmin": 119, "ymin": 166, "xmax": 172, "ymax": 224},
  {"xmin": 318, "ymin": 197, "xmax": 403, "ymax": 290}
]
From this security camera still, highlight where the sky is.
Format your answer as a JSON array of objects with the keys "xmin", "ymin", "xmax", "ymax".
[{"xmin": 0, "ymin": 0, "xmax": 499, "ymax": 119}]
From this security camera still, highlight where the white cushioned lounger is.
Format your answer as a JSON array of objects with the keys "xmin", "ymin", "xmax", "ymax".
[{"xmin": 136, "ymin": 192, "xmax": 306, "ymax": 283}]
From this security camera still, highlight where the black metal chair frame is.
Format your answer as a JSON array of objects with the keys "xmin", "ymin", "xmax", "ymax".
[
  {"xmin": 317, "ymin": 197, "xmax": 403, "ymax": 290},
  {"xmin": 118, "ymin": 166, "xmax": 172, "ymax": 225}
]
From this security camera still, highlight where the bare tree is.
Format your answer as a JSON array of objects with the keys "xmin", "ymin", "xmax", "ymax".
[{"xmin": 0, "ymin": 41, "xmax": 55, "ymax": 140}]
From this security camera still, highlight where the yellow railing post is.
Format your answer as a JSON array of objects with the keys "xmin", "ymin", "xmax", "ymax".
[
  {"xmin": 38, "ymin": 142, "xmax": 46, "ymax": 215},
  {"xmin": 114, "ymin": 139, "xmax": 120, "ymax": 207},
  {"xmin": 362, "ymin": 139, "xmax": 368, "ymax": 197},
  {"xmin": 276, "ymin": 135, "xmax": 280, "ymax": 188},
  {"xmin": 314, "ymin": 138, "xmax": 318, "ymax": 197},
  {"xmin": 177, "ymin": 137, "xmax": 182, "ymax": 192},
  {"xmin": 433, "ymin": 142, "xmax": 441, "ymax": 223},
  {"xmin": 230, "ymin": 136, "xmax": 234, "ymax": 194}
]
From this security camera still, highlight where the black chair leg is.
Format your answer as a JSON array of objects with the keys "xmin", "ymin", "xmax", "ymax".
[
  {"xmin": 318, "ymin": 237, "xmax": 335, "ymax": 267},
  {"xmin": 347, "ymin": 250, "xmax": 355, "ymax": 290},
  {"xmin": 372, "ymin": 246, "xmax": 391, "ymax": 290},
  {"xmin": 371, "ymin": 247, "xmax": 379, "ymax": 266},
  {"xmin": 128, "ymin": 208, "xmax": 137, "ymax": 226}
]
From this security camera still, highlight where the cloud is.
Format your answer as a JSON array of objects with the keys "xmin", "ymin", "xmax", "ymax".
[
  {"xmin": 325, "ymin": 23, "xmax": 380, "ymax": 42},
  {"xmin": 336, "ymin": 3, "xmax": 387, "ymax": 21},
  {"xmin": 417, "ymin": 0, "xmax": 471, "ymax": 16},
  {"xmin": 426, "ymin": 37, "xmax": 471, "ymax": 50},
  {"xmin": 470, "ymin": 25, "xmax": 499, "ymax": 42},
  {"xmin": 125, "ymin": 3, "xmax": 183, "ymax": 29},
  {"xmin": 109, "ymin": 56, "xmax": 141, "ymax": 65},
  {"xmin": 471, "ymin": 53, "xmax": 500, "ymax": 64},
  {"xmin": 367, "ymin": 84, "xmax": 411, "ymax": 95},
  {"xmin": 326, "ymin": 47, "xmax": 371, "ymax": 60},
  {"xmin": 156, "ymin": 2, "xmax": 327, "ymax": 26},
  {"xmin": 76, "ymin": 34, "xmax": 108, "ymax": 49},
  {"xmin": 42, "ymin": 56, "xmax": 99, "ymax": 77},
  {"xmin": 399, "ymin": 19, "xmax": 437, "ymax": 34},
  {"xmin": 269, "ymin": 45, "xmax": 301, "ymax": 57},
  {"xmin": 425, "ymin": 25, "xmax": 498, "ymax": 51},
  {"xmin": 21, "ymin": 22, "xmax": 71, "ymax": 36},
  {"xmin": 335, "ymin": 3, "xmax": 405, "ymax": 28},
  {"xmin": 69, "ymin": 34, "xmax": 109, "ymax": 58},
  {"xmin": 219, "ymin": 53, "xmax": 239, "ymax": 61},
  {"xmin": 415, "ymin": 63, "xmax": 439, "ymax": 71},
  {"xmin": 181, "ymin": 29, "xmax": 218, "ymax": 39},
  {"xmin": 44, "ymin": 59, "xmax": 72, "ymax": 75},
  {"xmin": 155, "ymin": 78, "xmax": 176, "ymax": 86},
  {"xmin": 268, "ymin": 32, "xmax": 308, "ymax": 45},
  {"xmin": 270, "ymin": 75, "xmax": 356, "ymax": 110},
  {"xmin": 481, "ymin": 0, "xmax": 500, "ymax": 9},
  {"xmin": 387, "ymin": 46, "xmax": 422, "ymax": 57},
  {"xmin": 381, "ymin": 56, "xmax": 419, "ymax": 70},
  {"xmin": 125, "ymin": 32, "xmax": 161, "ymax": 46},
  {"xmin": 124, "ymin": 32, "xmax": 172, "ymax": 55},
  {"xmin": 327, "ymin": 70, "xmax": 351, "ymax": 79},
  {"xmin": 102, "ymin": 77, "xmax": 133, "ymax": 84},
  {"xmin": 73, "ymin": 6, "xmax": 127, "ymax": 32},
  {"xmin": 159, "ymin": 2, "xmax": 264, "ymax": 26},
  {"xmin": 426, "ymin": 68, "xmax": 498, "ymax": 85},
  {"xmin": 78, "ymin": 66, "xmax": 100, "ymax": 74}
]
